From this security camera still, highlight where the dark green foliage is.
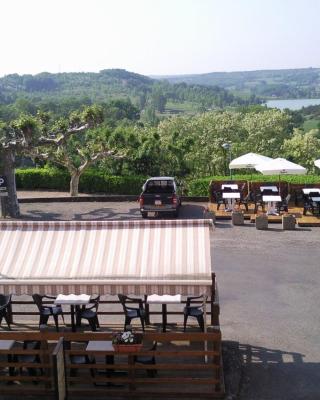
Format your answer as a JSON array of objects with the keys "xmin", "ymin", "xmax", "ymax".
[
  {"xmin": 186, "ymin": 174, "xmax": 320, "ymax": 196},
  {"xmin": 15, "ymin": 168, "xmax": 146, "ymax": 194},
  {"xmin": 160, "ymin": 67, "xmax": 320, "ymax": 100},
  {"xmin": 0, "ymin": 69, "xmax": 257, "ymax": 121},
  {"xmin": 16, "ymin": 168, "xmax": 69, "ymax": 190}
]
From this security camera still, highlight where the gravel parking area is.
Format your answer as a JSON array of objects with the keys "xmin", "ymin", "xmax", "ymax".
[{"xmin": 5, "ymin": 197, "xmax": 320, "ymax": 398}]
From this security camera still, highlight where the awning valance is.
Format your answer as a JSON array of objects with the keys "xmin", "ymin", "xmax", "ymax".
[{"xmin": 0, "ymin": 219, "xmax": 214, "ymax": 295}]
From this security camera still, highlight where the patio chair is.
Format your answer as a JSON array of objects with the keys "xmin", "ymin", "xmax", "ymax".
[
  {"xmin": 15, "ymin": 341, "xmax": 43, "ymax": 380},
  {"xmin": 183, "ymin": 295, "xmax": 205, "ymax": 332},
  {"xmin": 303, "ymin": 194, "xmax": 315, "ymax": 215},
  {"xmin": 64, "ymin": 341, "xmax": 96, "ymax": 379},
  {"xmin": 32, "ymin": 294, "xmax": 64, "ymax": 332},
  {"xmin": 134, "ymin": 341, "xmax": 157, "ymax": 377},
  {"xmin": 76, "ymin": 295, "xmax": 100, "ymax": 331},
  {"xmin": 276, "ymin": 194, "xmax": 291, "ymax": 214},
  {"xmin": 237, "ymin": 191, "xmax": 253, "ymax": 212},
  {"xmin": 308, "ymin": 192, "xmax": 320, "ymax": 214},
  {"xmin": 118, "ymin": 294, "xmax": 146, "ymax": 331},
  {"xmin": 215, "ymin": 191, "xmax": 226, "ymax": 211},
  {"xmin": 253, "ymin": 193, "xmax": 265, "ymax": 214},
  {"xmin": 0, "ymin": 294, "xmax": 12, "ymax": 329}
]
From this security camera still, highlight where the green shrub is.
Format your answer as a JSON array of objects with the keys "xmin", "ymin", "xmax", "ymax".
[
  {"xmin": 187, "ymin": 174, "xmax": 320, "ymax": 196},
  {"xmin": 16, "ymin": 168, "xmax": 146, "ymax": 194},
  {"xmin": 16, "ymin": 168, "xmax": 69, "ymax": 190}
]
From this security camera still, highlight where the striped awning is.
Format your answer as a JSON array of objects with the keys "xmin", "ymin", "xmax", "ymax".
[{"xmin": 0, "ymin": 219, "xmax": 214, "ymax": 295}]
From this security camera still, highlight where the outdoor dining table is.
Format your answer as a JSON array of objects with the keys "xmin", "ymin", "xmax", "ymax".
[
  {"xmin": 222, "ymin": 192, "xmax": 240, "ymax": 211},
  {"xmin": 260, "ymin": 186, "xmax": 278, "ymax": 192},
  {"xmin": 146, "ymin": 294, "xmax": 182, "ymax": 332},
  {"xmin": 55, "ymin": 294, "xmax": 90, "ymax": 332},
  {"xmin": 302, "ymin": 188, "xmax": 320, "ymax": 194},
  {"xmin": 262, "ymin": 195, "xmax": 282, "ymax": 215},
  {"xmin": 221, "ymin": 184, "xmax": 238, "ymax": 190},
  {"xmin": 0, "ymin": 340, "xmax": 15, "ymax": 377}
]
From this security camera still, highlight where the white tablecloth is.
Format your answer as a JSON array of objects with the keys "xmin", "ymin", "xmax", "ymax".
[
  {"xmin": 147, "ymin": 294, "xmax": 182, "ymax": 304},
  {"xmin": 55, "ymin": 294, "xmax": 90, "ymax": 305}
]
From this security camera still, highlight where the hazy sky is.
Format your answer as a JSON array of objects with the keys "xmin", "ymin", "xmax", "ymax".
[{"xmin": 1, "ymin": 0, "xmax": 319, "ymax": 77}]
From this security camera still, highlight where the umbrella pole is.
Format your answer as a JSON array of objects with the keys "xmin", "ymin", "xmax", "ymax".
[
  {"xmin": 279, "ymin": 174, "xmax": 281, "ymax": 196},
  {"xmin": 203, "ymin": 294, "xmax": 208, "ymax": 363}
]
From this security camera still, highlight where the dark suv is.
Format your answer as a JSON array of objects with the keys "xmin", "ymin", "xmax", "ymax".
[{"xmin": 139, "ymin": 177, "xmax": 181, "ymax": 218}]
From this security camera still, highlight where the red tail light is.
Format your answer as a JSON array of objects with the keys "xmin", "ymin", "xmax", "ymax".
[
  {"xmin": 172, "ymin": 194, "xmax": 177, "ymax": 205},
  {"xmin": 139, "ymin": 196, "xmax": 144, "ymax": 207}
]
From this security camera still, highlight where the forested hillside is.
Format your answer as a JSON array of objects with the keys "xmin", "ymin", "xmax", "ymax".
[
  {"xmin": 0, "ymin": 69, "xmax": 259, "ymax": 121},
  {"xmin": 156, "ymin": 68, "xmax": 320, "ymax": 99}
]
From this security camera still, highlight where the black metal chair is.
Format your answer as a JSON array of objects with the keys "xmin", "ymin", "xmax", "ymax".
[
  {"xmin": 134, "ymin": 341, "xmax": 157, "ymax": 377},
  {"xmin": 238, "ymin": 191, "xmax": 253, "ymax": 212},
  {"xmin": 308, "ymin": 192, "xmax": 320, "ymax": 214},
  {"xmin": 303, "ymin": 194, "xmax": 315, "ymax": 215},
  {"xmin": 64, "ymin": 341, "xmax": 96, "ymax": 379},
  {"xmin": 15, "ymin": 341, "xmax": 43, "ymax": 380},
  {"xmin": 76, "ymin": 295, "xmax": 100, "ymax": 331},
  {"xmin": 118, "ymin": 294, "xmax": 146, "ymax": 331},
  {"xmin": 276, "ymin": 194, "xmax": 291, "ymax": 214},
  {"xmin": 32, "ymin": 294, "xmax": 64, "ymax": 332},
  {"xmin": 253, "ymin": 193, "xmax": 265, "ymax": 214},
  {"xmin": 215, "ymin": 191, "xmax": 226, "ymax": 211},
  {"xmin": 0, "ymin": 294, "xmax": 12, "ymax": 329},
  {"xmin": 183, "ymin": 295, "xmax": 205, "ymax": 332}
]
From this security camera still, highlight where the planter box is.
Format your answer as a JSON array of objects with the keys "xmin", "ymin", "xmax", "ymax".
[
  {"xmin": 232, "ymin": 211, "xmax": 244, "ymax": 226},
  {"xmin": 113, "ymin": 343, "xmax": 143, "ymax": 353},
  {"xmin": 282, "ymin": 214, "xmax": 296, "ymax": 230},
  {"xmin": 256, "ymin": 214, "xmax": 268, "ymax": 230}
]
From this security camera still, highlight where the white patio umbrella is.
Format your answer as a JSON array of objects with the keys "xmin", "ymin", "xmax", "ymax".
[
  {"xmin": 255, "ymin": 157, "xmax": 307, "ymax": 194},
  {"xmin": 314, "ymin": 159, "xmax": 320, "ymax": 169},
  {"xmin": 229, "ymin": 152, "xmax": 273, "ymax": 189},
  {"xmin": 229, "ymin": 152, "xmax": 273, "ymax": 169},
  {"xmin": 255, "ymin": 158, "xmax": 307, "ymax": 175}
]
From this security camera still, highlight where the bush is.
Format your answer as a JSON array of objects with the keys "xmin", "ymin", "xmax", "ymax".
[
  {"xmin": 15, "ymin": 168, "xmax": 146, "ymax": 195},
  {"xmin": 186, "ymin": 174, "xmax": 320, "ymax": 196},
  {"xmin": 16, "ymin": 168, "xmax": 69, "ymax": 190}
]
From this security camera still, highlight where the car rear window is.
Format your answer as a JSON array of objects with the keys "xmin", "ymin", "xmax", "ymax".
[{"xmin": 145, "ymin": 180, "xmax": 175, "ymax": 194}]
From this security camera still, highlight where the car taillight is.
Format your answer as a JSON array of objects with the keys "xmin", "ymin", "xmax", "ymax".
[
  {"xmin": 139, "ymin": 196, "xmax": 144, "ymax": 207},
  {"xmin": 172, "ymin": 194, "xmax": 177, "ymax": 205}
]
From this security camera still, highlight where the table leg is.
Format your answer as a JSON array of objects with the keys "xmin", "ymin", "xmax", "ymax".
[
  {"xmin": 162, "ymin": 304, "xmax": 167, "ymax": 332},
  {"xmin": 8, "ymin": 354, "xmax": 14, "ymax": 378},
  {"xmin": 70, "ymin": 305, "xmax": 76, "ymax": 332},
  {"xmin": 105, "ymin": 354, "xmax": 115, "ymax": 385}
]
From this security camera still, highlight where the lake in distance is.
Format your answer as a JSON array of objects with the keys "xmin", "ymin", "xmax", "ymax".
[{"xmin": 265, "ymin": 98, "xmax": 320, "ymax": 110}]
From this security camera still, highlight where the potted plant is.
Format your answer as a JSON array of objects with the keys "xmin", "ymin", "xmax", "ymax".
[{"xmin": 112, "ymin": 330, "xmax": 143, "ymax": 353}]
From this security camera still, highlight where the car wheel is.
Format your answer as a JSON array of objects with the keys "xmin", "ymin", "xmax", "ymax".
[{"xmin": 141, "ymin": 212, "xmax": 148, "ymax": 219}]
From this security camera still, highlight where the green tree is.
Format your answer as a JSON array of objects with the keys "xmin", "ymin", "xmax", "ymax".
[{"xmin": 282, "ymin": 128, "xmax": 320, "ymax": 172}]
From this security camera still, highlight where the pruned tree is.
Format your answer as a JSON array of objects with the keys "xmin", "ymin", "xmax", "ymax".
[{"xmin": 0, "ymin": 105, "xmax": 124, "ymax": 216}]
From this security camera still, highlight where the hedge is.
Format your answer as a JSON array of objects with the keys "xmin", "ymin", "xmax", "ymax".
[
  {"xmin": 16, "ymin": 168, "xmax": 146, "ymax": 195},
  {"xmin": 186, "ymin": 174, "xmax": 320, "ymax": 196},
  {"xmin": 15, "ymin": 168, "xmax": 320, "ymax": 196}
]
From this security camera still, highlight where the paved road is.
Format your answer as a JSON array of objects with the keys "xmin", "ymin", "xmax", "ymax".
[{"xmin": 16, "ymin": 201, "xmax": 320, "ymax": 398}]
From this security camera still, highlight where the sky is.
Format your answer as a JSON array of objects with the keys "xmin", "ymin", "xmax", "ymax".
[{"xmin": 1, "ymin": 0, "xmax": 320, "ymax": 77}]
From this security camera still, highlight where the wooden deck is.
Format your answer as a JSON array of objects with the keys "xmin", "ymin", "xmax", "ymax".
[{"xmin": 208, "ymin": 202, "xmax": 320, "ymax": 226}]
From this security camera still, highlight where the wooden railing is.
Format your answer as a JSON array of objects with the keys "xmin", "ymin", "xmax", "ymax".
[
  {"xmin": 8, "ymin": 295, "xmax": 220, "ymax": 328},
  {"xmin": 0, "ymin": 331, "xmax": 224, "ymax": 399}
]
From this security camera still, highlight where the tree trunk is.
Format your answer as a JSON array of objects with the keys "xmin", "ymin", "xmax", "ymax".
[
  {"xmin": 3, "ymin": 148, "xmax": 20, "ymax": 218},
  {"xmin": 70, "ymin": 172, "xmax": 80, "ymax": 196}
]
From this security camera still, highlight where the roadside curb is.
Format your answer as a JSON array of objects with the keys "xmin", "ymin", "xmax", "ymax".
[{"xmin": 19, "ymin": 195, "xmax": 209, "ymax": 203}]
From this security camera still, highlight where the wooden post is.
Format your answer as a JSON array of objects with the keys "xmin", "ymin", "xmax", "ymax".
[
  {"xmin": 211, "ymin": 272, "xmax": 216, "ymax": 326},
  {"xmin": 53, "ymin": 337, "xmax": 67, "ymax": 400}
]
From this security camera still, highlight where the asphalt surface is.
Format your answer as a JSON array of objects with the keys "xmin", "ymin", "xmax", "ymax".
[{"xmin": 9, "ymin": 198, "xmax": 320, "ymax": 398}]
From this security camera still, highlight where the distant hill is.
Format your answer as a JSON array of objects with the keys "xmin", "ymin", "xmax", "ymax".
[
  {"xmin": 153, "ymin": 68, "xmax": 320, "ymax": 99},
  {"xmin": 0, "ymin": 69, "xmax": 260, "ymax": 120}
]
